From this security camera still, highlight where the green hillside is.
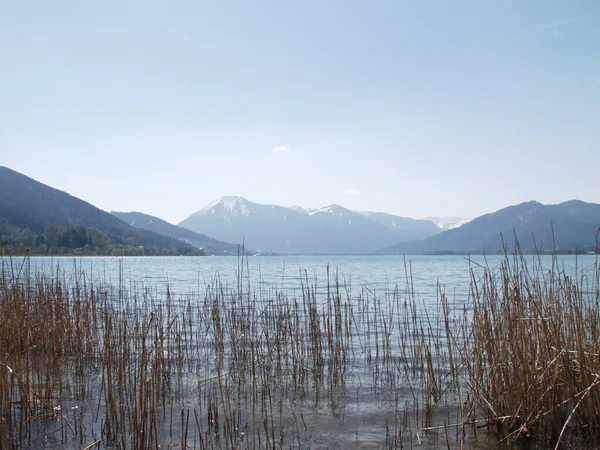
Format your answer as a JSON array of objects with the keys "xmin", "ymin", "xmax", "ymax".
[{"xmin": 0, "ymin": 166, "xmax": 203, "ymax": 256}]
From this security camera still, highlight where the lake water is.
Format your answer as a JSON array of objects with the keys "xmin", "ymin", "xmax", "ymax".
[{"xmin": 9, "ymin": 253, "xmax": 597, "ymax": 298}]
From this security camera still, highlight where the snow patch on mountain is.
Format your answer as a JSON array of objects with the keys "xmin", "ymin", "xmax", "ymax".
[
  {"xmin": 193, "ymin": 196, "xmax": 252, "ymax": 221},
  {"xmin": 309, "ymin": 204, "xmax": 346, "ymax": 217},
  {"xmin": 424, "ymin": 216, "xmax": 471, "ymax": 230},
  {"xmin": 289, "ymin": 205, "xmax": 308, "ymax": 214}
]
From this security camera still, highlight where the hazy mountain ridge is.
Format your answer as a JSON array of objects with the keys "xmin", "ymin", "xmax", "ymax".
[
  {"xmin": 3, "ymin": 167, "xmax": 594, "ymax": 256},
  {"xmin": 0, "ymin": 166, "xmax": 202, "ymax": 255},
  {"xmin": 380, "ymin": 200, "xmax": 600, "ymax": 254},
  {"xmin": 111, "ymin": 211, "xmax": 241, "ymax": 254},
  {"xmin": 178, "ymin": 197, "xmax": 441, "ymax": 254}
]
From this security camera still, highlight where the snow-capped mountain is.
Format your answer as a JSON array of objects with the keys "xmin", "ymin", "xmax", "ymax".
[
  {"xmin": 308, "ymin": 203, "xmax": 351, "ymax": 217},
  {"xmin": 424, "ymin": 216, "xmax": 471, "ymax": 231},
  {"xmin": 192, "ymin": 196, "xmax": 254, "ymax": 221},
  {"xmin": 178, "ymin": 197, "xmax": 441, "ymax": 254}
]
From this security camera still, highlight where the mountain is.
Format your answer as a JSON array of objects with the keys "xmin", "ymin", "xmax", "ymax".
[
  {"xmin": 179, "ymin": 197, "xmax": 317, "ymax": 254},
  {"xmin": 380, "ymin": 200, "xmax": 600, "ymax": 254},
  {"xmin": 111, "ymin": 211, "xmax": 240, "ymax": 255},
  {"xmin": 424, "ymin": 216, "xmax": 471, "ymax": 231},
  {"xmin": 0, "ymin": 166, "xmax": 202, "ymax": 255},
  {"xmin": 178, "ymin": 197, "xmax": 441, "ymax": 254},
  {"xmin": 360, "ymin": 211, "xmax": 442, "ymax": 239},
  {"xmin": 306, "ymin": 204, "xmax": 428, "ymax": 253}
]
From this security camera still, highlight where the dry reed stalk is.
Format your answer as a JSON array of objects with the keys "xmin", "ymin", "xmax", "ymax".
[{"xmin": 0, "ymin": 245, "xmax": 598, "ymax": 449}]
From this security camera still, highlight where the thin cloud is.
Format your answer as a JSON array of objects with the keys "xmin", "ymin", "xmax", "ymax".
[
  {"xmin": 272, "ymin": 146, "xmax": 291, "ymax": 153},
  {"xmin": 534, "ymin": 17, "xmax": 580, "ymax": 31},
  {"xmin": 344, "ymin": 188, "xmax": 360, "ymax": 196}
]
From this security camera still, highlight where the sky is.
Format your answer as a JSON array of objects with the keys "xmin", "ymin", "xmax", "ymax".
[{"xmin": 1, "ymin": 1, "xmax": 599, "ymax": 224}]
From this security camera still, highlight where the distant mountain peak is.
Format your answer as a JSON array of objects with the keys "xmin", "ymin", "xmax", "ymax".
[
  {"xmin": 308, "ymin": 203, "xmax": 349, "ymax": 216},
  {"xmin": 424, "ymin": 216, "xmax": 471, "ymax": 231},
  {"xmin": 220, "ymin": 196, "xmax": 250, "ymax": 213},
  {"xmin": 201, "ymin": 195, "xmax": 248, "ymax": 210},
  {"xmin": 559, "ymin": 199, "xmax": 586, "ymax": 208},
  {"xmin": 289, "ymin": 205, "xmax": 308, "ymax": 214},
  {"xmin": 178, "ymin": 197, "xmax": 441, "ymax": 254},
  {"xmin": 383, "ymin": 199, "xmax": 600, "ymax": 254},
  {"xmin": 192, "ymin": 196, "xmax": 253, "ymax": 220}
]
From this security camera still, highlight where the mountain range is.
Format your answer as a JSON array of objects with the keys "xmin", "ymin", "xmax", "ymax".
[
  {"xmin": 177, "ymin": 197, "xmax": 441, "ymax": 254},
  {"xmin": 381, "ymin": 200, "xmax": 600, "ymax": 254},
  {"xmin": 1, "ymin": 166, "xmax": 598, "ymax": 255}
]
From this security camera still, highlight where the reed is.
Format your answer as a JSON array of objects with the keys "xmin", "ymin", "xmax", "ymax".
[
  {"xmin": 0, "ymin": 246, "xmax": 597, "ymax": 448},
  {"xmin": 465, "ymin": 250, "xmax": 600, "ymax": 447}
]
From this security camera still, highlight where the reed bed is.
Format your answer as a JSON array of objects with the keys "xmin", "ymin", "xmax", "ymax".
[
  {"xmin": 0, "ymin": 248, "xmax": 598, "ymax": 449},
  {"xmin": 465, "ymin": 252, "xmax": 600, "ymax": 448}
]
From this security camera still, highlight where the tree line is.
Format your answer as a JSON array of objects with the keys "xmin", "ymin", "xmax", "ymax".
[{"xmin": 0, "ymin": 221, "xmax": 202, "ymax": 256}]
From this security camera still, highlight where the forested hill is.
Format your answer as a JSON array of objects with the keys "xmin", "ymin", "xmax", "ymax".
[{"xmin": 0, "ymin": 166, "xmax": 202, "ymax": 255}]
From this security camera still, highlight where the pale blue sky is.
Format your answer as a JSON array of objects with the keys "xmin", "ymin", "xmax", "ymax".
[{"xmin": 2, "ymin": 1, "xmax": 599, "ymax": 223}]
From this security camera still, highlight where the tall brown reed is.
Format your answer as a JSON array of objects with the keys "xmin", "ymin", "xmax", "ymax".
[
  {"xmin": 1, "ymin": 245, "xmax": 598, "ymax": 449},
  {"xmin": 465, "ymin": 250, "xmax": 600, "ymax": 447}
]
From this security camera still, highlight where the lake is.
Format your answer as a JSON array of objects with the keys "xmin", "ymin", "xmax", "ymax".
[{"xmin": 11, "ymin": 253, "xmax": 598, "ymax": 304}]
